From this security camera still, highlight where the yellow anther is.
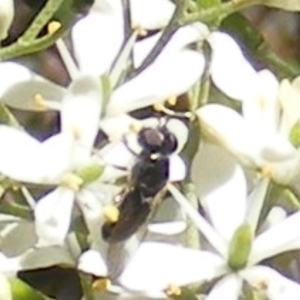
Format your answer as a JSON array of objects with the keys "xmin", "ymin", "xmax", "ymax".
[
  {"xmin": 165, "ymin": 284, "xmax": 182, "ymax": 298},
  {"xmin": 48, "ymin": 21, "xmax": 62, "ymax": 35},
  {"xmin": 150, "ymin": 153, "xmax": 159, "ymax": 161},
  {"xmin": 103, "ymin": 205, "xmax": 120, "ymax": 224},
  {"xmin": 34, "ymin": 93, "xmax": 48, "ymax": 111},
  {"xmin": 132, "ymin": 24, "xmax": 147, "ymax": 37},
  {"xmin": 12, "ymin": 184, "xmax": 19, "ymax": 191},
  {"xmin": 251, "ymin": 279, "xmax": 269, "ymax": 291},
  {"xmin": 153, "ymin": 102, "xmax": 165, "ymax": 112},
  {"xmin": 92, "ymin": 278, "xmax": 111, "ymax": 292},
  {"xmin": 129, "ymin": 121, "xmax": 143, "ymax": 133},
  {"xmin": 261, "ymin": 164, "xmax": 274, "ymax": 179},
  {"xmin": 166, "ymin": 95, "xmax": 177, "ymax": 106},
  {"xmin": 71, "ymin": 125, "xmax": 81, "ymax": 140},
  {"xmin": 61, "ymin": 173, "xmax": 83, "ymax": 191}
]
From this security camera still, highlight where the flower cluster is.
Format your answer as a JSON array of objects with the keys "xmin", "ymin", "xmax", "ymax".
[{"xmin": 0, "ymin": 0, "xmax": 300, "ymax": 300}]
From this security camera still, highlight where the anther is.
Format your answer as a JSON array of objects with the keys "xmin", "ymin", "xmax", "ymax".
[
  {"xmin": 132, "ymin": 24, "xmax": 147, "ymax": 37},
  {"xmin": 251, "ymin": 279, "xmax": 269, "ymax": 291},
  {"xmin": 261, "ymin": 164, "xmax": 274, "ymax": 179},
  {"xmin": 92, "ymin": 277, "xmax": 111, "ymax": 292},
  {"xmin": 61, "ymin": 173, "xmax": 83, "ymax": 191},
  {"xmin": 129, "ymin": 121, "xmax": 143, "ymax": 133},
  {"xmin": 48, "ymin": 21, "xmax": 62, "ymax": 35},
  {"xmin": 71, "ymin": 126, "xmax": 82, "ymax": 140},
  {"xmin": 167, "ymin": 95, "xmax": 177, "ymax": 106},
  {"xmin": 165, "ymin": 284, "xmax": 182, "ymax": 298},
  {"xmin": 103, "ymin": 205, "xmax": 120, "ymax": 224},
  {"xmin": 34, "ymin": 93, "xmax": 47, "ymax": 111}
]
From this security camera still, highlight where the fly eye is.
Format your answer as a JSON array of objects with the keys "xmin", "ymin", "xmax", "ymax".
[{"xmin": 138, "ymin": 128, "xmax": 164, "ymax": 151}]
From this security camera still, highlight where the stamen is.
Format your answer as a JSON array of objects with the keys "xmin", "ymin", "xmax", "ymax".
[
  {"xmin": 103, "ymin": 205, "xmax": 120, "ymax": 223},
  {"xmin": 92, "ymin": 277, "xmax": 111, "ymax": 292},
  {"xmin": 48, "ymin": 21, "xmax": 80, "ymax": 80},
  {"xmin": 167, "ymin": 183, "xmax": 228, "ymax": 258},
  {"xmin": 110, "ymin": 30, "xmax": 139, "ymax": 88},
  {"xmin": 61, "ymin": 173, "xmax": 83, "ymax": 191},
  {"xmin": 132, "ymin": 24, "xmax": 147, "ymax": 37},
  {"xmin": 48, "ymin": 21, "xmax": 61, "ymax": 35},
  {"xmin": 261, "ymin": 164, "xmax": 274, "ymax": 179},
  {"xmin": 153, "ymin": 102, "xmax": 194, "ymax": 120},
  {"xmin": 165, "ymin": 284, "xmax": 182, "ymax": 298},
  {"xmin": 166, "ymin": 95, "xmax": 177, "ymax": 106},
  {"xmin": 129, "ymin": 121, "xmax": 143, "ymax": 133},
  {"xmin": 34, "ymin": 93, "xmax": 61, "ymax": 111},
  {"xmin": 34, "ymin": 94, "xmax": 48, "ymax": 111}
]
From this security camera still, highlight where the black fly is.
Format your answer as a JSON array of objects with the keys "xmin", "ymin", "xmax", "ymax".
[{"xmin": 101, "ymin": 123, "xmax": 179, "ymax": 242}]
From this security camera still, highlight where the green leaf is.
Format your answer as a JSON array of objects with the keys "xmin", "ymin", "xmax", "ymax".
[{"xmin": 263, "ymin": 0, "xmax": 300, "ymax": 11}]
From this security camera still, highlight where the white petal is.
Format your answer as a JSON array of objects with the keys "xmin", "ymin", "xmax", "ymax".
[
  {"xmin": 0, "ymin": 127, "xmax": 72, "ymax": 183},
  {"xmin": 246, "ymin": 178, "xmax": 270, "ymax": 232},
  {"xmin": 107, "ymin": 50, "xmax": 204, "ymax": 116},
  {"xmin": 197, "ymin": 104, "xmax": 259, "ymax": 167},
  {"xmin": 0, "ymin": 274, "xmax": 11, "ymax": 300},
  {"xmin": 61, "ymin": 76, "xmax": 102, "ymax": 165},
  {"xmin": 107, "ymin": 24, "xmax": 208, "ymax": 116},
  {"xmin": 191, "ymin": 143, "xmax": 247, "ymax": 243},
  {"xmin": 100, "ymin": 114, "xmax": 137, "ymax": 139},
  {"xmin": 242, "ymin": 70, "xmax": 280, "ymax": 138},
  {"xmin": 19, "ymin": 246, "xmax": 75, "ymax": 270},
  {"xmin": 250, "ymin": 210, "xmax": 300, "ymax": 264},
  {"xmin": 0, "ymin": 62, "xmax": 65, "ymax": 110},
  {"xmin": 0, "ymin": 221, "xmax": 36, "ymax": 255},
  {"xmin": 269, "ymin": 152, "xmax": 300, "ymax": 185},
  {"xmin": 78, "ymin": 249, "xmax": 107, "ymax": 277},
  {"xmin": 0, "ymin": 0, "xmax": 14, "ymax": 41},
  {"xmin": 34, "ymin": 187, "xmax": 75, "ymax": 247},
  {"xmin": 260, "ymin": 206, "xmax": 287, "ymax": 231},
  {"xmin": 130, "ymin": 0, "xmax": 175, "ymax": 29},
  {"xmin": 168, "ymin": 155, "xmax": 186, "ymax": 182},
  {"xmin": 206, "ymin": 275, "xmax": 242, "ymax": 300},
  {"xmin": 97, "ymin": 140, "xmax": 135, "ymax": 169},
  {"xmin": 0, "ymin": 253, "xmax": 21, "ymax": 275},
  {"xmin": 119, "ymin": 242, "xmax": 226, "ymax": 293},
  {"xmin": 279, "ymin": 78, "xmax": 300, "ymax": 136},
  {"xmin": 72, "ymin": 0, "xmax": 124, "ymax": 75},
  {"xmin": 242, "ymin": 265, "xmax": 300, "ymax": 300},
  {"xmin": 77, "ymin": 189, "xmax": 108, "ymax": 249},
  {"xmin": 208, "ymin": 31, "xmax": 257, "ymax": 101}
]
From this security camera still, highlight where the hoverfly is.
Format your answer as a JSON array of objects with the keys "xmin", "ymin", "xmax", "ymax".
[{"xmin": 101, "ymin": 121, "xmax": 181, "ymax": 243}]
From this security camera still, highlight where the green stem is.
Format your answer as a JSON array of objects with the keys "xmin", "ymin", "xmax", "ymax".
[
  {"xmin": 21, "ymin": 0, "xmax": 65, "ymax": 41},
  {"xmin": 180, "ymin": 0, "xmax": 261, "ymax": 25},
  {"xmin": 0, "ymin": 29, "xmax": 64, "ymax": 60},
  {"xmin": 256, "ymin": 43, "xmax": 300, "ymax": 78},
  {"xmin": 79, "ymin": 273, "xmax": 96, "ymax": 300}
]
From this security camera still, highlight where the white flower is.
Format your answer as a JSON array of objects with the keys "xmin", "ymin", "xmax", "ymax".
[
  {"xmin": 0, "ymin": 0, "xmax": 14, "ymax": 42},
  {"xmin": 117, "ymin": 144, "xmax": 300, "ymax": 299},
  {"xmin": 0, "ymin": 75, "xmax": 113, "ymax": 251},
  {"xmin": 196, "ymin": 32, "xmax": 300, "ymax": 185},
  {"xmin": 0, "ymin": 0, "xmax": 206, "ymax": 122}
]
